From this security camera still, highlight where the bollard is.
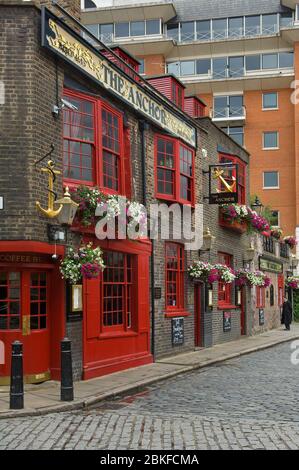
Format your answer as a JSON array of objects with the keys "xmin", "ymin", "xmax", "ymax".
[
  {"xmin": 61, "ymin": 338, "xmax": 74, "ymax": 401},
  {"xmin": 10, "ymin": 341, "xmax": 24, "ymax": 410}
]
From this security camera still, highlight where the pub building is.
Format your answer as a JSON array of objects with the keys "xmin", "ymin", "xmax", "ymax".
[{"xmin": 0, "ymin": 0, "xmax": 283, "ymax": 385}]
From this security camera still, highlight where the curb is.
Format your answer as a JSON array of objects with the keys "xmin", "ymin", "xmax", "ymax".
[{"xmin": 0, "ymin": 333, "xmax": 298, "ymax": 419}]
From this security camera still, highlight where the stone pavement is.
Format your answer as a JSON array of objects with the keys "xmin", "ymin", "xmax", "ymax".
[
  {"xmin": 0, "ymin": 325, "xmax": 299, "ymax": 419},
  {"xmin": 1, "ymin": 341, "xmax": 299, "ymax": 450}
]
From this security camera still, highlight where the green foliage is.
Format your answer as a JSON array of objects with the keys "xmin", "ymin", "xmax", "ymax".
[
  {"xmin": 250, "ymin": 194, "xmax": 279, "ymax": 226},
  {"xmin": 293, "ymin": 290, "xmax": 299, "ymax": 322}
]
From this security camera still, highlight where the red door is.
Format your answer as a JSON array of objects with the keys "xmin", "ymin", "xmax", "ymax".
[
  {"xmin": 0, "ymin": 269, "xmax": 51, "ymax": 383},
  {"xmin": 240, "ymin": 287, "xmax": 246, "ymax": 335},
  {"xmin": 194, "ymin": 284, "xmax": 202, "ymax": 347}
]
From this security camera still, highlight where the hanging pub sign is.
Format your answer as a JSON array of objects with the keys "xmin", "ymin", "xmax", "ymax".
[
  {"xmin": 208, "ymin": 163, "xmax": 238, "ymax": 205},
  {"xmin": 41, "ymin": 7, "xmax": 196, "ymax": 148}
]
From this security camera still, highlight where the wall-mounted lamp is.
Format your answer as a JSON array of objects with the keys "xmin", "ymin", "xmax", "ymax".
[
  {"xmin": 201, "ymin": 228, "xmax": 216, "ymax": 252},
  {"xmin": 52, "ymin": 98, "xmax": 78, "ymax": 117},
  {"xmin": 251, "ymin": 196, "xmax": 264, "ymax": 215},
  {"xmin": 55, "ymin": 187, "xmax": 79, "ymax": 226}
]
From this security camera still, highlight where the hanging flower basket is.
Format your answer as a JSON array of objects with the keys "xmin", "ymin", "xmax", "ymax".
[
  {"xmin": 270, "ymin": 227, "xmax": 283, "ymax": 240},
  {"xmin": 284, "ymin": 236, "xmax": 297, "ymax": 249},
  {"xmin": 220, "ymin": 204, "xmax": 270, "ymax": 235},
  {"xmin": 60, "ymin": 242, "xmax": 105, "ymax": 284},
  {"xmin": 213, "ymin": 264, "xmax": 236, "ymax": 284},
  {"xmin": 235, "ymin": 269, "xmax": 271, "ymax": 288},
  {"xmin": 188, "ymin": 261, "xmax": 214, "ymax": 282},
  {"xmin": 286, "ymin": 276, "xmax": 299, "ymax": 289}
]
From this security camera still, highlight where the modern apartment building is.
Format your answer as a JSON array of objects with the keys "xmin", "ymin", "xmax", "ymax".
[{"xmin": 81, "ymin": 0, "xmax": 299, "ymax": 260}]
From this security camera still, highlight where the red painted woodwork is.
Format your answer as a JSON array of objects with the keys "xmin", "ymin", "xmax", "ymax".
[
  {"xmin": 123, "ymin": 126, "xmax": 132, "ymax": 199},
  {"xmin": 146, "ymin": 75, "xmax": 185, "ymax": 109},
  {"xmin": 165, "ymin": 243, "xmax": 185, "ymax": 314},
  {"xmin": 194, "ymin": 284, "xmax": 202, "ymax": 347},
  {"xmin": 0, "ymin": 242, "xmax": 65, "ymax": 383},
  {"xmin": 218, "ymin": 252, "xmax": 233, "ymax": 308},
  {"xmin": 101, "ymin": 47, "xmax": 141, "ymax": 80},
  {"xmin": 184, "ymin": 96, "xmax": 206, "ymax": 118},
  {"xmin": 240, "ymin": 287, "xmax": 246, "ymax": 335},
  {"xmin": 278, "ymin": 274, "xmax": 284, "ymax": 306},
  {"xmin": 82, "ymin": 237, "xmax": 153, "ymax": 379},
  {"xmin": 256, "ymin": 286, "xmax": 266, "ymax": 308},
  {"xmin": 155, "ymin": 134, "xmax": 195, "ymax": 205},
  {"xmin": 63, "ymin": 88, "xmax": 126, "ymax": 196}
]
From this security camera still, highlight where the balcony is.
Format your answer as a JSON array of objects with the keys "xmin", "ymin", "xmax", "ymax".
[
  {"xmin": 280, "ymin": 242, "xmax": 290, "ymax": 259},
  {"xmin": 263, "ymin": 236, "xmax": 275, "ymax": 254},
  {"xmin": 210, "ymin": 106, "xmax": 246, "ymax": 123}
]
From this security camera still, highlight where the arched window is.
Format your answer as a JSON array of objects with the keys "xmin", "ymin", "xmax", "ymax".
[{"xmin": 270, "ymin": 284, "xmax": 274, "ymax": 306}]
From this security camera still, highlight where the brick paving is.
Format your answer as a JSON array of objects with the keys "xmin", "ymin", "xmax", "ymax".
[{"xmin": 0, "ymin": 341, "xmax": 299, "ymax": 450}]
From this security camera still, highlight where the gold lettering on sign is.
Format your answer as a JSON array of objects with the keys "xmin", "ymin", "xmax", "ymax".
[{"xmin": 45, "ymin": 17, "xmax": 196, "ymax": 147}]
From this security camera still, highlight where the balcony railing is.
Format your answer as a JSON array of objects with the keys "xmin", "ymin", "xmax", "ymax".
[
  {"xmin": 263, "ymin": 236, "xmax": 275, "ymax": 254},
  {"xmin": 210, "ymin": 106, "xmax": 246, "ymax": 120},
  {"xmin": 212, "ymin": 68, "xmax": 245, "ymax": 79},
  {"xmin": 280, "ymin": 242, "xmax": 289, "ymax": 258}
]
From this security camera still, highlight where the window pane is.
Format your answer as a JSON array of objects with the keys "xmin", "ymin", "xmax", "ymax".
[
  {"xmin": 270, "ymin": 210, "xmax": 279, "ymax": 226},
  {"xmin": 139, "ymin": 58, "xmax": 145, "ymax": 74},
  {"xmin": 264, "ymin": 131, "xmax": 278, "ymax": 148},
  {"xmin": 99, "ymin": 23, "xmax": 113, "ymax": 41},
  {"xmin": 280, "ymin": 12, "xmax": 293, "ymax": 28},
  {"xmin": 245, "ymin": 15, "xmax": 260, "ymax": 36},
  {"xmin": 213, "ymin": 57, "xmax": 227, "ymax": 78},
  {"xmin": 167, "ymin": 62, "xmax": 180, "ymax": 76},
  {"xmin": 196, "ymin": 58, "xmax": 211, "ymax": 75},
  {"xmin": 130, "ymin": 21, "xmax": 145, "ymax": 36},
  {"xmin": 279, "ymin": 51, "xmax": 294, "ymax": 68},
  {"xmin": 245, "ymin": 54, "xmax": 261, "ymax": 71},
  {"xmin": 228, "ymin": 17, "xmax": 243, "ymax": 38},
  {"xmin": 85, "ymin": 24, "xmax": 99, "ymax": 37},
  {"xmin": 214, "ymin": 96, "xmax": 227, "ymax": 118},
  {"xmin": 212, "ymin": 18, "xmax": 227, "ymax": 39},
  {"xmin": 196, "ymin": 20, "xmax": 211, "ymax": 40},
  {"xmin": 262, "ymin": 53, "xmax": 278, "ymax": 69},
  {"xmin": 146, "ymin": 19, "xmax": 160, "ymax": 35},
  {"xmin": 229, "ymin": 95, "xmax": 243, "ymax": 116},
  {"xmin": 264, "ymin": 172, "xmax": 278, "ymax": 187},
  {"xmin": 181, "ymin": 22, "xmax": 194, "ymax": 41},
  {"xmin": 167, "ymin": 23, "xmax": 179, "ymax": 40},
  {"xmin": 262, "ymin": 14, "xmax": 278, "ymax": 34},
  {"xmin": 229, "ymin": 56, "xmax": 244, "ymax": 77},
  {"xmin": 180, "ymin": 60, "xmax": 195, "ymax": 76},
  {"xmin": 263, "ymin": 92, "xmax": 278, "ymax": 109},
  {"xmin": 115, "ymin": 22, "xmax": 129, "ymax": 38}
]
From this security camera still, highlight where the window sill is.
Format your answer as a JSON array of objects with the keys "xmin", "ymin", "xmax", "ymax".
[
  {"xmin": 98, "ymin": 330, "xmax": 138, "ymax": 339},
  {"xmin": 164, "ymin": 311, "xmax": 190, "ymax": 318},
  {"xmin": 218, "ymin": 304, "xmax": 238, "ymax": 310}
]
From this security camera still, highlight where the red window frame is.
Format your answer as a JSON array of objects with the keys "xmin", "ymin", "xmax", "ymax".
[
  {"xmin": 0, "ymin": 271, "xmax": 21, "ymax": 330},
  {"xmin": 278, "ymin": 274, "xmax": 284, "ymax": 307},
  {"xmin": 155, "ymin": 135, "xmax": 195, "ymax": 205},
  {"xmin": 165, "ymin": 243, "xmax": 185, "ymax": 312},
  {"xmin": 63, "ymin": 89, "xmax": 125, "ymax": 195},
  {"xmin": 101, "ymin": 251, "xmax": 134, "ymax": 333},
  {"xmin": 256, "ymin": 286, "xmax": 265, "ymax": 308},
  {"xmin": 218, "ymin": 252, "xmax": 233, "ymax": 307},
  {"xmin": 219, "ymin": 153, "xmax": 246, "ymax": 204}
]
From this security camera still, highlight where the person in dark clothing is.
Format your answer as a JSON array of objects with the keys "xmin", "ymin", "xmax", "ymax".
[{"xmin": 281, "ymin": 296, "xmax": 293, "ymax": 330}]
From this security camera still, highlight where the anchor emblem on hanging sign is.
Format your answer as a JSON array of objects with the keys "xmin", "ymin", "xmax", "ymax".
[{"xmin": 212, "ymin": 167, "xmax": 236, "ymax": 193}]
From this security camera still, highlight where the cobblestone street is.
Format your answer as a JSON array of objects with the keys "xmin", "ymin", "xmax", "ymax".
[{"xmin": 1, "ymin": 341, "xmax": 299, "ymax": 450}]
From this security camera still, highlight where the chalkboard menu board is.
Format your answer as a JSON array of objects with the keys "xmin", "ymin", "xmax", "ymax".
[
  {"xmin": 223, "ymin": 311, "xmax": 232, "ymax": 332},
  {"xmin": 259, "ymin": 309, "xmax": 265, "ymax": 326},
  {"xmin": 172, "ymin": 318, "xmax": 184, "ymax": 345}
]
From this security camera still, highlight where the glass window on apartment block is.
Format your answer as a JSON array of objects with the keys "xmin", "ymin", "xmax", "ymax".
[
  {"xmin": 228, "ymin": 17, "xmax": 243, "ymax": 38},
  {"xmin": 279, "ymin": 51, "xmax": 294, "ymax": 68},
  {"xmin": 196, "ymin": 58, "xmax": 211, "ymax": 75},
  {"xmin": 263, "ymin": 131, "xmax": 278, "ymax": 149},
  {"xmin": 99, "ymin": 24, "xmax": 114, "ymax": 42},
  {"xmin": 130, "ymin": 21, "xmax": 145, "ymax": 36},
  {"xmin": 212, "ymin": 18, "xmax": 227, "ymax": 39},
  {"xmin": 262, "ymin": 14, "xmax": 278, "ymax": 35},
  {"xmin": 167, "ymin": 23, "xmax": 179, "ymax": 40},
  {"xmin": 245, "ymin": 54, "xmax": 261, "ymax": 71},
  {"xmin": 180, "ymin": 60, "xmax": 195, "ymax": 76},
  {"xmin": 228, "ymin": 56, "xmax": 244, "ymax": 77},
  {"xmin": 115, "ymin": 22, "xmax": 130, "ymax": 38},
  {"xmin": 213, "ymin": 57, "xmax": 227, "ymax": 79},
  {"xmin": 270, "ymin": 210, "xmax": 280, "ymax": 226},
  {"xmin": 263, "ymin": 92, "xmax": 278, "ymax": 109},
  {"xmin": 146, "ymin": 19, "xmax": 160, "ymax": 35},
  {"xmin": 85, "ymin": 24, "xmax": 99, "ymax": 38},
  {"xmin": 229, "ymin": 95, "xmax": 243, "ymax": 117},
  {"xmin": 214, "ymin": 96, "xmax": 228, "ymax": 118},
  {"xmin": 296, "ymin": 5, "xmax": 299, "ymax": 22},
  {"xmin": 262, "ymin": 53, "xmax": 278, "ymax": 69},
  {"xmin": 245, "ymin": 15, "xmax": 261, "ymax": 36},
  {"xmin": 180, "ymin": 22, "xmax": 195, "ymax": 42},
  {"xmin": 222, "ymin": 126, "xmax": 244, "ymax": 146},
  {"xmin": 196, "ymin": 20, "xmax": 211, "ymax": 41},
  {"xmin": 138, "ymin": 58, "xmax": 145, "ymax": 74},
  {"xmin": 280, "ymin": 12, "xmax": 293, "ymax": 28},
  {"xmin": 167, "ymin": 62, "xmax": 180, "ymax": 76},
  {"xmin": 264, "ymin": 171, "xmax": 279, "ymax": 188}
]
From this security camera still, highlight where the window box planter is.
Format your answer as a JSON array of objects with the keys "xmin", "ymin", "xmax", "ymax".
[{"xmin": 219, "ymin": 208, "xmax": 247, "ymax": 234}]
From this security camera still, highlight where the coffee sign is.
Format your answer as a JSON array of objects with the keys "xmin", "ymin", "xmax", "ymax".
[
  {"xmin": 41, "ymin": 8, "xmax": 196, "ymax": 148},
  {"xmin": 259, "ymin": 257, "xmax": 283, "ymax": 274}
]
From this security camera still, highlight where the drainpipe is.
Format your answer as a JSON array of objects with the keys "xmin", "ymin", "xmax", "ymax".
[{"xmin": 139, "ymin": 120, "xmax": 155, "ymax": 359}]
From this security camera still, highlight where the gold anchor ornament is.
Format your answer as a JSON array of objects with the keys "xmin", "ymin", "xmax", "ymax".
[
  {"xmin": 212, "ymin": 167, "xmax": 236, "ymax": 193},
  {"xmin": 36, "ymin": 159, "xmax": 63, "ymax": 218}
]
